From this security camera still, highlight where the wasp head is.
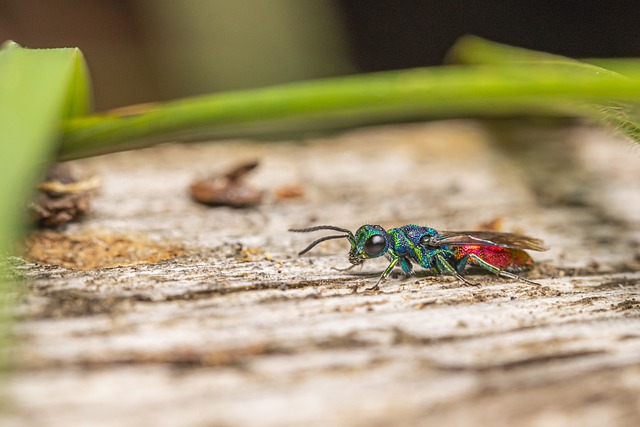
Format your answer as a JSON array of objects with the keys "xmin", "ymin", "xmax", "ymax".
[
  {"xmin": 348, "ymin": 224, "xmax": 390, "ymax": 265},
  {"xmin": 290, "ymin": 224, "xmax": 391, "ymax": 265}
]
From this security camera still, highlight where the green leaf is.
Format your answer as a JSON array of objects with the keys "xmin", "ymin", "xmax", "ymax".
[
  {"xmin": 447, "ymin": 35, "xmax": 571, "ymax": 64},
  {"xmin": 0, "ymin": 41, "xmax": 91, "ymax": 376},
  {"xmin": 448, "ymin": 35, "xmax": 640, "ymax": 144}
]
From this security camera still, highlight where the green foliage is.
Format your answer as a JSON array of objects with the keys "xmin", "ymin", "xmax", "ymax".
[{"xmin": 0, "ymin": 41, "xmax": 91, "ymax": 376}]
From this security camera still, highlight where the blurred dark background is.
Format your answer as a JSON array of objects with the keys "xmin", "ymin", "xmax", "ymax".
[{"xmin": 2, "ymin": 0, "xmax": 639, "ymax": 111}]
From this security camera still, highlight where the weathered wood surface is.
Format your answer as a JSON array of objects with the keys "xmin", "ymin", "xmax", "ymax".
[{"xmin": 3, "ymin": 121, "xmax": 640, "ymax": 426}]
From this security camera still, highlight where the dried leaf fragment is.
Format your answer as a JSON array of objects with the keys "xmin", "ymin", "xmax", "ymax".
[
  {"xmin": 30, "ymin": 163, "xmax": 100, "ymax": 227},
  {"xmin": 189, "ymin": 160, "xmax": 263, "ymax": 208},
  {"xmin": 275, "ymin": 184, "xmax": 304, "ymax": 200}
]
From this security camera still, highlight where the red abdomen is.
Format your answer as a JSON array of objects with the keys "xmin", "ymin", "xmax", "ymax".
[{"xmin": 452, "ymin": 245, "xmax": 533, "ymax": 271}]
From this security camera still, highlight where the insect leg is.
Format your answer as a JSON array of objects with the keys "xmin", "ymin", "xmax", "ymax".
[
  {"xmin": 464, "ymin": 254, "xmax": 542, "ymax": 286},
  {"xmin": 365, "ymin": 256, "xmax": 399, "ymax": 291},
  {"xmin": 435, "ymin": 253, "xmax": 479, "ymax": 286},
  {"xmin": 399, "ymin": 257, "xmax": 414, "ymax": 274}
]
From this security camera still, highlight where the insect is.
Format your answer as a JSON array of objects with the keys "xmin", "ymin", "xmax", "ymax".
[{"xmin": 289, "ymin": 224, "xmax": 547, "ymax": 290}]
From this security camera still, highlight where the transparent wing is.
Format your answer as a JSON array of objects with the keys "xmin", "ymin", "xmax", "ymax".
[{"xmin": 435, "ymin": 231, "xmax": 548, "ymax": 251}]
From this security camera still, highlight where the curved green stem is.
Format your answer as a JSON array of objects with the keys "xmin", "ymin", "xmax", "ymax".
[{"xmin": 60, "ymin": 61, "xmax": 640, "ymax": 160}]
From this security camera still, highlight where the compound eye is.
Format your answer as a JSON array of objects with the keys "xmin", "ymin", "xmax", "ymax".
[{"xmin": 364, "ymin": 234, "xmax": 386, "ymax": 257}]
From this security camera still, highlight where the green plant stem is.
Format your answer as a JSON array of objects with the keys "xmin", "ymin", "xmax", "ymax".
[{"xmin": 60, "ymin": 62, "xmax": 640, "ymax": 160}]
